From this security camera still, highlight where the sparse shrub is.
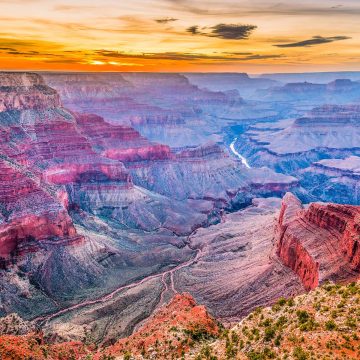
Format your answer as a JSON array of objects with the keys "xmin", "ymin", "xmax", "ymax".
[
  {"xmin": 264, "ymin": 326, "xmax": 276, "ymax": 341},
  {"xmin": 287, "ymin": 298, "xmax": 295, "ymax": 307},
  {"xmin": 293, "ymin": 346, "xmax": 308, "ymax": 360},
  {"xmin": 324, "ymin": 320, "xmax": 337, "ymax": 331},
  {"xmin": 277, "ymin": 297, "xmax": 287, "ymax": 307},
  {"xmin": 345, "ymin": 316, "xmax": 356, "ymax": 329},
  {"xmin": 184, "ymin": 325, "xmax": 213, "ymax": 341},
  {"xmin": 274, "ymin": 334, "xmax": 282, "ymax": 346},
  {"xmin": 199, "ymin": 344, "xmax": 218, "ymax": 360},
  {"xmin": 296, "ymin": 310, "xmax": 310, "ymax": 324}
]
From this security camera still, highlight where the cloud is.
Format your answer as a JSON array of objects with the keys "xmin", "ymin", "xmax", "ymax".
[
  {"xmin": 186, "ymin": 25, "xmax": 200, "ymax": 35},
  {"xmin": 166, "ymin": 0, "xmax": 360, "ymax": 17},
  {"xmin": 222, "ymin": 51, "xmax": 253, "ymax": 55},
  {"xmin": 243, "ymin": 54, "xmax": 284, "ymax": 60},
  {"xmin": 54, "ymin": 5, "xmax": 98, "ymax": 11},
  {"xmin": 155, "ymin": 17, "xmax": 178, "ymax": 24},
  {"xmin": 0, "ymin": 47, "xmax": 17, "ymax": 51},
  {"xmin": 209, "ymin": 23, "xmax": 257, "ymax": 39},
  {"xmin": 95, "ymin": 49, "xmax": 281, "ymax": 62},
  {"xmin": 43, "ymin": 59, "xmax": 82, "ymax": 64},
  {"xmin": 187, "ymin": 23, "xmax": 257, "ymax": 40},
  {"xmin": 274, "ymin": 36, "xmax": 351, "ymax": 48}
]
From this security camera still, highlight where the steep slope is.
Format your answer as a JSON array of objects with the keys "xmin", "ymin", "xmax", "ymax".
[
  {"xmin": 199, "ymin": 281, "xmax": 360, "ymax": 360},
  {"xmin": 2, "ymin": 282, "xmax": 358, "ymax": 360},
  {"xmin": 276, "ymin": 193, "xmax": 360, "ymax": 290},
  {"xmin": 101, "ymin": 293, "xmax": 220, "ymax": 359},
  {"xmin": 175, "ymin": 198, "xmax": 304, "ymax": 322},
  {"xmin": 0, "ymin": 72, "xmax": 60, "ymax": 112}
]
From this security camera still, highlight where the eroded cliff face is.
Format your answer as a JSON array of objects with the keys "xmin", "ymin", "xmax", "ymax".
[
  {"xmin": 0, "ymin": 72, "xmax": 61, "ymax": 112},
  {"xmin": 276, "ymin": 193, "xmax": 360, "ymax": 290},
  {"xmin": 0, "ymin": 160, "xmax": 79, "ymax": 263},
  {"xmin": 75, "ymin": 113, "xmax": 172, "ymax": 162}
]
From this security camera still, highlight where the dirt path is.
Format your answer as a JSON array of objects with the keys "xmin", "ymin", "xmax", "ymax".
[{"xmin": 34, "ymin": 246, "xmax": 202, "ymax": 326}]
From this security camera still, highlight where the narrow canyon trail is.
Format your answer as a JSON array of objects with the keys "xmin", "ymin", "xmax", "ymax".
[
  {"xmin": 230, "ymin": 137, "xmax": 251, "ymax": 169},
  {"xmin": 34, "ymin": 246, "xmax": 202, "ymax": 326}
]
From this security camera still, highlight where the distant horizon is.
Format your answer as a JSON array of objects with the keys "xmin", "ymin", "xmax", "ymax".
[{"xmin": 2, "ymin": 69, "xmax": 360, "ymax": 76}]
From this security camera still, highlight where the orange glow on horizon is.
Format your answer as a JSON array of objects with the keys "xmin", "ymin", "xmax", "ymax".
[{"xmin": 0, "ymin": 0, "xmax": 359, "ymax": 73}]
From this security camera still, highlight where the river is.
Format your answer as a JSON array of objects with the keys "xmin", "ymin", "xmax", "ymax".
[{"xmin": 230, "ymin": 137, "xmax": 251, "ymax": 169}]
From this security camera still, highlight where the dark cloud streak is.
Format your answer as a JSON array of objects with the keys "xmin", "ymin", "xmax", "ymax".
[
  {"xmin": 275, "ymin": 35, "xmax": 351, "ymax": 48},
  {"xmin": 155, "ymin": 17, "xmax": 178, "ymax": 24},
  {"xmin": 187, "ymin": 23, "xmax": 257, "ymax": 40},
  {"xmin": 209, "ymin": 23, "xmax": 257, "ymax": 39},
  {"xmin": 95, "ymin": 49, "xmax": 282, "ymax": 62}
]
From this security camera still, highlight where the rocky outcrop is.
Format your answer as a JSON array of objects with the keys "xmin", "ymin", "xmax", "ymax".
[
  {"xmin": 43, "ymin": 72, "xmax": 133, "ymax": 101},
  {"xmin": 276, "ymin": 193, "xmax": 360, "ymax": 290},
  {"xmin": 0, "ymin": 72, "xmax": 61, "ymax": 111},
  {"xmin": 102, "ymin": 293, "xmax": 220, "ymax": 359},
  {"xmin": 0, "ymin": 159, "xmax": 79, "ymax": 263},
  {"xmin": 75, "ymin": 113, "xmax": 172, "ymax": 162}
]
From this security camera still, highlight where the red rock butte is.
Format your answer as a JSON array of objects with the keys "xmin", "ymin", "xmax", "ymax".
[{"xmin": 276, "ymin": 193, "xmax": 360, "ymax": 290}]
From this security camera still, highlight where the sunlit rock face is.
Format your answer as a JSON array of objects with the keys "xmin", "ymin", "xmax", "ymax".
[
  {"xmin": 0, "ymin": 160, "xmax": 79, "ymax": 263},
  {"xmin": 0, "ymin": 72, "xmax": 61, "ymax": 112},
  {"xmin": 275, "ymin": 193, "xmax": 360, "ymax": 290},
  {"xmin": 0, "ymin": 73, "xmax": 80, "ymax": 264},
  {"xmin": 75, "ymin": 113, "xmax": 172, "ymax": 162}
]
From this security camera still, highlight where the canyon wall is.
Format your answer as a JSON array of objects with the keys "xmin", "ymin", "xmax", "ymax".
[{"xmin": 276, "ymin": 193, "xmax": 360, "ymax": 290}]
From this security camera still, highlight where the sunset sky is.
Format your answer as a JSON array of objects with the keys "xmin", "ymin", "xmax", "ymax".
[{"xmin": 0, "ymin": 0, "xmax": 359, "ymax": 73}]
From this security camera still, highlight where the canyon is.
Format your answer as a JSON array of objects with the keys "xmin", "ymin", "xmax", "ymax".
[{"xmin": 0, "ymin": 70, "xmax": 359, "ymax": 359}]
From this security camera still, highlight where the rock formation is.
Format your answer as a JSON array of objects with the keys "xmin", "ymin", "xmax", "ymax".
[
  {"xmin": 276, "ymin": 193, "xmax": 360, "ymax": 290},
  {"xmin": 0, "ymin": 72, "xmax": 60, "ymax": 111},
  {"xmin": 300, "ymin": 156, "xmax": 360, "ymax": 204},
  {"xmin": 102, "ymin": 293, "xmax": 219, "ymax": 359}
]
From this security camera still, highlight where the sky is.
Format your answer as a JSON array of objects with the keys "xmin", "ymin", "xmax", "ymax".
[{"xmin": 0, "ymin": 0, "xmax": 359, "ymax": 73}]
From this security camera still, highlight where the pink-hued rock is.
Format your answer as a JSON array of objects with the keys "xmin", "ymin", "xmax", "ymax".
[
  {"xmin": 0, "ymin": 72, "xmax": 61, "ymax": 112},
  {"xmin": 75, "ymin": 113, "xmax": 172, "ymax": 162},
  {"xmin": 103, "ymin": 145, "xmax": 171, "ymax": 162},
  {"xmin": 0, "ymin": 160, "xmax": 79, "ymax": 261},
  {"xmin": 276, "ymin": 193, "xmax": 360, "ymax": 290},
  {"xmin": 43, "ymin": 162, "xmax": 132, "ymax": 185}
]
